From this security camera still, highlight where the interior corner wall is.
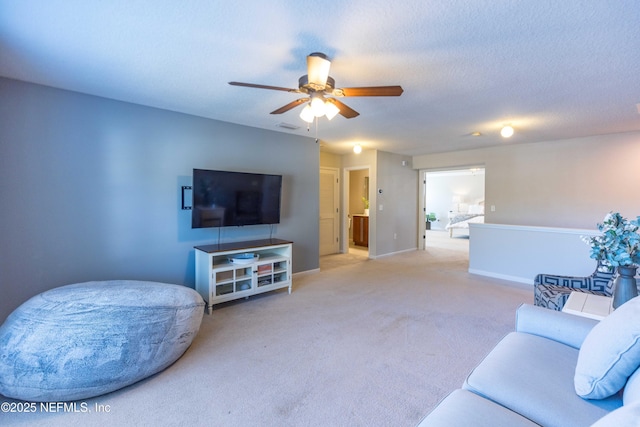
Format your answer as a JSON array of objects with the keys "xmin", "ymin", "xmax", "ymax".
[
  {"xmin": 412, "ymin": 132, "xmax": 640, "ymax": 229},
  {"xmin": 374, "ymin": 151, "xmax": 418, "ymax": 256},
  {"xmin": 328, "ymin": 149, "xmax": 417, "ymax": 257},
  {"xmin": 0, "ymin": 77, "xmax": 319, "ymax": 323},
  {"xmin": 319, "ymin": 150, "xmax": 341, "ymax": 168}
]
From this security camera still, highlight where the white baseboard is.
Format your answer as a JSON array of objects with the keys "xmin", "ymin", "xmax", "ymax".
[
  {"xmin": 468, "ymin": 268, "xmax": 534, "ymax": 286},
  {"xmin": 293, "ymin": 268, "xmax": 320, "ymax": 278},
  {"xmin": 370, "ymin": 247, "xmax": 418, "ymax": 259}
]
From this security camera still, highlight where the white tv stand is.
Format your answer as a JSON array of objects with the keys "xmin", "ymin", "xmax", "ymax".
[{"xmin": 194, "ymin": 239, "xmax": 293, "ymax": 314}]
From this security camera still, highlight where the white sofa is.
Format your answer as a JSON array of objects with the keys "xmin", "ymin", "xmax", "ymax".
[{"xmin": 418, "ymin": 299, "xmax": 640, "ymax": 427}]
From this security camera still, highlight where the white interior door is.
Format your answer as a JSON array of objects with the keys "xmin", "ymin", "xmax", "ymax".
[{"xmin": 319, "ymin": 167, "xmax": 340, "ymax": 255}]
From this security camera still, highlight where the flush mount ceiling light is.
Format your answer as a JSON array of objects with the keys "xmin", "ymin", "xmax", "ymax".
[
  {"xmin": 500, "ymin": 125, "xmax": 514, "ymax": 138},
  {"xmin": 353, "ymin": 144, "xmax": 362, "ymax": 154}
]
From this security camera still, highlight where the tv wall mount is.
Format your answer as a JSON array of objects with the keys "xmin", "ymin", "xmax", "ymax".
[{"xmin": 181, "ymin": 186, "xmax": 192, "ymax": 210}]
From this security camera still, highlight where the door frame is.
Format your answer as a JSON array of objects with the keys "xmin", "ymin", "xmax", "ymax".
[
  {"xmin": 419, "ymin": 166, "xmax": 486, "ymax": 250},
  {"xmin": 342, "ymin": 166, "xmax": 371, "ymax": 254},
  {"xmin": 319, "ymin": 167, "xmax": 340, "ymax": 255}
]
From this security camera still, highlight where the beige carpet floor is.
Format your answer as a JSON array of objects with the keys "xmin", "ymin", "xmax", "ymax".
[{"xmin": 1, "ymin": 239, "xmax": 531, "ymax": 427}]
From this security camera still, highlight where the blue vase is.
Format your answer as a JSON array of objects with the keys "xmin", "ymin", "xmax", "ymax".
[{"xmin": 612, "ymin": 266, "xmax": 639, "ymax": 309}]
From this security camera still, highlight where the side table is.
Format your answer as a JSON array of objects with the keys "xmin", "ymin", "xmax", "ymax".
[{"xmin": 562, "ymin": 292, "xmax": 613, "ymax": 321}]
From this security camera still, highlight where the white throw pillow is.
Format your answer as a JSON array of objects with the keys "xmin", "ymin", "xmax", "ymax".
[{"xmin": 575, "ymin": 296, "xmax": 640, "ymax": 399}]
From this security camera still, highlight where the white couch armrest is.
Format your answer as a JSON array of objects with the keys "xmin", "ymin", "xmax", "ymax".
[{"xmin": 515, "ymin": 304, "xmax": 599, "ymax": 349}]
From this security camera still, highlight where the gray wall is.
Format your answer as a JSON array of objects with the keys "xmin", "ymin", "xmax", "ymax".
[
  {"xmin": 320, "ymin": 149, "xmax": 417, "ymax": 257},
  {"xmin": 413, "ymin": 132, "xmax": 640, "ymax": 229},
  {"xmin": 0, "ymin": 78, "xmax": 319, "ymax": 322},
  {"xmin": 375, "ymin": 151, "xmax": 418, "ymax": 255}
]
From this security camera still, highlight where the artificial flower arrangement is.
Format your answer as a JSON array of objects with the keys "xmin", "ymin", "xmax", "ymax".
[
  {"xmin": 362, "ymin": 197, "xmax": 369, "ymax": 210},
  {"xmin": 582, "ymin": 212, "xmax": 640, "ymax": 271}
]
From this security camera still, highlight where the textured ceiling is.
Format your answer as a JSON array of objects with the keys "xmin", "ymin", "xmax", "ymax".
[{"xmin": 1, "ymin": 0, "xmax": 639, "ymax": 155}]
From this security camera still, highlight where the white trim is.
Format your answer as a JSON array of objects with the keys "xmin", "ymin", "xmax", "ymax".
[
  {"xmin": 293, "ymin": 268, "xmax": 320, "ymax": 278},
  {"xmin": 369, "ymin": 247, "xmax": 418, "ymax": 259},
  {"xmin": 468, "ymin": 268, "xmax": 533, "ymax": 285},
  {"xmin": 471, "ymin": 222, "xmax": 598, "ymax": 236}
]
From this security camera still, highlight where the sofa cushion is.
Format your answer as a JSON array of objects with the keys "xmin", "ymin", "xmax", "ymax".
[
  {"xmin": 0, "ymin": 281, "xmax": 205, "ymax": 402},
  {"xmin": 623, "ymin": 367, "xmax": 640, "ymax": 406},
  {"xmin": 575, "ymin": 296, "xmax": 640, "ymax": 399},
  {"xmin": 464, "ymin": 332, "xmax": 621, "ymax": 427},
  {"xmin": 589, "ymin": 401, "xmax": 640, "ymax": 427},
  {"xmin": 417, "ymin": 389, "xmax": 539, "ymax": 427}
]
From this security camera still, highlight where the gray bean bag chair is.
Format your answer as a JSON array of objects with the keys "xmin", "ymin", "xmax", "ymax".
[{"xmin": 0, "ymin": 280, "xmax": 204, "ymax": 401}]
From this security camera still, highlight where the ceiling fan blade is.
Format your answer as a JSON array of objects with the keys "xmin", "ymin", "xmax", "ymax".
[
  {"xmin": 336, "ymin": 86, "xmax": 404, "ymax": 97},
  {"xmin": 228, "ymin": 81, "xmax": 299, "ymax": 93},
  {"xmin": 307, "ymin": 52, "xmax": 331, "ymax": 88},
  {"xmin": 270, "ymin": 98, "xmax": 309, "ymax": 114},
  {"xmin": 326, "ymin": 98, "xmax": 359, "ymax": 119}
]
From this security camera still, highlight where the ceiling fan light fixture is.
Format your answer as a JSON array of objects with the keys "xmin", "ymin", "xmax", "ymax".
[
  {"xmin": 299, "ymin": 104, "xmax": 315, "ymax": 123},
  {"xmin": 307, "ymin": 52, "xmax": 331, "ymax": 88},
  {"xmin": 310, "ymin": 97, "xmax": 326, "ymax": 117},
  {"xmin": 229, "ymin": 52, "xmax": 402, "ymax": 124},
  {"xmin": 325, "ymin": 101, "xmax": 340, "ymax": 120},
  {"xmin": 501, "ymin": 125, "xmax": 514, "ymax": 138}
]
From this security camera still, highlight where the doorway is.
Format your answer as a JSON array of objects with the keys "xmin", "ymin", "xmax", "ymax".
[
  {"xmin": 420, "ymin": 167, "xmax": 485, "ymax": 251},
  {"xmin": 319, "ymin": 167, "xmax": 340, "ymax": 256},
  {"xmin": 319, "ymin": 166, "xmax": 369, "ymax": 270},
  {"xmin": 344, "ymin": 167, "xmax": 370, "ymax": 257}
]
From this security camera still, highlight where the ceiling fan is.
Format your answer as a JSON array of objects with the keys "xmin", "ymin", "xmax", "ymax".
[{"xmin": 228, "ymin": 52, "xmax": 403, "ymax": 122}]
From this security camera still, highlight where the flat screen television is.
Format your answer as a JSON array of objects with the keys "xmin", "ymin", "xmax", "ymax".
[{"xmin": 191, "ymin": 169, "xmax": 282, "ymax": 228}]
